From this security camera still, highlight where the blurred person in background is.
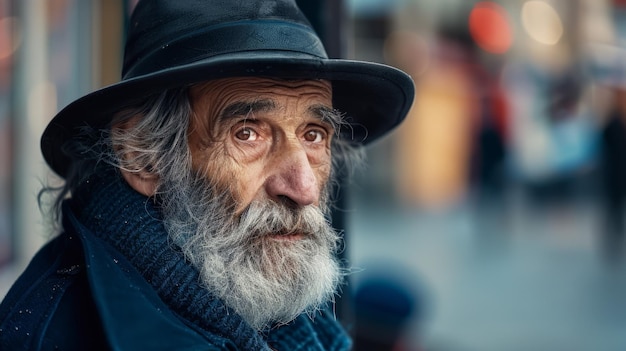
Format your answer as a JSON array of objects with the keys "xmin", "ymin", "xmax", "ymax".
[
  {"xmin": 0, "ymin": 0, "xmax": 414, "ymax": 349},
  {"xmin": 599, "ymin": 80, "xmax": 626, "ymax": 261}
]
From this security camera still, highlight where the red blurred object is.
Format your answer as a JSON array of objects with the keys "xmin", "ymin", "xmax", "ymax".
[{"xmin": 468, "ymin": 1, "xmax": 512, "ymax": 54}]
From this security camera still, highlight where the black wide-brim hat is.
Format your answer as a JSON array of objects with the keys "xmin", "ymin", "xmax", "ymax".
[{"xmin": 41, "ymin": 0, "xmax": 415, "ymax": 178}]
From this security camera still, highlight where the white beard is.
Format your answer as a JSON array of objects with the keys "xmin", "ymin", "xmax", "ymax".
[{"xmin": 159, "ymin": 174, "xmax": 343, "ymax": 330}]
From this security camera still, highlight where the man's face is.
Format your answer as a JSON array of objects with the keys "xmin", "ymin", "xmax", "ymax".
[
  {"xmin": 158, "ymin": 77, "xmax": 342, "ymax": 330},
  {"xmin": 188, "ymin": 77, "xmax": 334, "ymax": 217}
]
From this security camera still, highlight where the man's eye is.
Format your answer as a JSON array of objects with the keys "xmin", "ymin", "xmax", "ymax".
[
  {"xmin": 234, "ymin": 128, "xmax": 258, "ymax": 141},
  {"xmin": 304, "ymin": 129, "xmax": 325, "ymax": 143}
]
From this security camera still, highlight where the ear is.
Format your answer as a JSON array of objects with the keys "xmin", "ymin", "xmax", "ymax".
[
  {"xmin": 120, "ymin": 169, "xmax": 159, "ymax": 197},
  {"xmin": 111, "ymin": 115, "xmax": 160, "ymax": 197}
]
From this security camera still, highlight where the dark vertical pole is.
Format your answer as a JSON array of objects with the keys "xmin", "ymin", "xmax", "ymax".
[
  {"xmin": 323, "ymin": 0, "xmax": 346, "ymax": 59},
  {"xmin": 296, "ymin": 0, "xmax": 354, "ymax": 332},
  {"xmin": 295, "ymin": 0, "xmax": 346, "ymax": 58}
]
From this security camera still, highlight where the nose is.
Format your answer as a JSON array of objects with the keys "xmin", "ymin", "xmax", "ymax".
[{"xmin": 264, "ymin": 144, "xmax": 320, "ymax": 208}]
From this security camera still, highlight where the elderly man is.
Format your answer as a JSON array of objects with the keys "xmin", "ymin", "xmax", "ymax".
[{"xmin": 0, "ymin": 0, "xmax": 413, "ymax": 349}]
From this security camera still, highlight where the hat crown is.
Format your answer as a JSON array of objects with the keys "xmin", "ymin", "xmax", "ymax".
[{"xmin": 123, "ymin": 0, "xmax": 325, "ymax": 79}]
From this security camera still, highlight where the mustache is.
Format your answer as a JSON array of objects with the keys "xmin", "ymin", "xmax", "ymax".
[{"xmin": 236, "ymin": 200, "xmax": 332, "ymax": 242}]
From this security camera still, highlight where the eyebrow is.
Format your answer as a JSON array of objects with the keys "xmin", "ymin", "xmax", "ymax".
[
  {"xmin": 219, "ymin": 100, "xmax": 276, "ymax": 122},
  {"xmin": 219, "ymin": 100, "xmax": 340, "ymax": 126},
  {"xmin": 310, "ymin": 104, "xmax": 344, "ymax": 131},
  {"xmin": 309, "ymin": 104, "xmax": 334, "ymax": 120}
]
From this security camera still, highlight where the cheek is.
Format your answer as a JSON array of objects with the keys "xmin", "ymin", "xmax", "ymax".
[
  {"xmin": 315, "ymin": 163, "xmax": 332, "ymax": 194},
  {"xmin": 191, "ymin": 142, "xmax": 265, "ymax": 208},
  {"xmin": 190, "ymin": 141, "xmax": 235, "ymax": 193},
  {"xmin": 312, "ymin": 149, "xmax": 333, "ymax": 182}
]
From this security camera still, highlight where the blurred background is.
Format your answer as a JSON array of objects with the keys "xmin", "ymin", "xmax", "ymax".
[{"xmin": 1, "ymin": 0, "xmax": 626, "ymax": 350}]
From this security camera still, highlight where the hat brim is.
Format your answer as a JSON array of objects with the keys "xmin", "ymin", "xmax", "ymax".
[{"xmin": 41, "ymin": 51, "xmax": 415, "ymax": 178}]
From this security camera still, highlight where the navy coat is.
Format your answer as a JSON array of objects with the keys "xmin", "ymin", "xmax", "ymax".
[{"xmin": 0, "ymin": 209, "xmax": 238, "ymax": 350}]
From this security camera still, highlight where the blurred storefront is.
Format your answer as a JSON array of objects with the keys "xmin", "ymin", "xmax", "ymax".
[{"xmin": 0, "ymin": 0, "xmax": 129, "ymax": 295}]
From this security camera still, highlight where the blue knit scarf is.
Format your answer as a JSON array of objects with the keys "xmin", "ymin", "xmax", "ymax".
[{"xmin": 73, "ymin": 170, "xmax": 351, "ymax": 350}]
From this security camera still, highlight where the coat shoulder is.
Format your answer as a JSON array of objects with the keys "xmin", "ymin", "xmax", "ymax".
[{"xmin": 0, "ymin": 232, "xmax": 108, "ymax": 350}]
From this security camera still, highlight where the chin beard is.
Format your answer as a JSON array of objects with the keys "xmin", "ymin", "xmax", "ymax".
[{"xmin": 158, "ymin": 173, "xmax": 343, "ymax": 330}]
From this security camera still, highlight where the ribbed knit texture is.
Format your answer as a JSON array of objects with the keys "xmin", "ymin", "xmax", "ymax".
[{"xmin": 71, "ymin": 170, "xmax": 351, "ymax": 350}]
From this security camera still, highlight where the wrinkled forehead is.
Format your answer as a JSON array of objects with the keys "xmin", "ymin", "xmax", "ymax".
[
  {"xmin": 188, "ymin": 77, "xmax": 334, "ymax": 127},
  {"xmin": 189, "ymin": 77, "xmax": 333, "ymax": 104}
]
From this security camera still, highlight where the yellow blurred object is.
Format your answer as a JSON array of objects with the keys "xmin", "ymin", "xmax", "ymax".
[{"xmin": 394, "ymin": 46, "xmax": 477, "ymax": 210}]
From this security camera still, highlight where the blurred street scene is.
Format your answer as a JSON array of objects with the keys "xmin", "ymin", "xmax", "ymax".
[
  {"xmin": 344, "ymin": 0, "xmax": 626, "ymax": 350},
  {"xmin": 2, "ymin": 0, "xmax": 626, "ymax": 350},
  {"xmin": 348, "ymin": 178, "xmax": 626, "ymax": 350}
]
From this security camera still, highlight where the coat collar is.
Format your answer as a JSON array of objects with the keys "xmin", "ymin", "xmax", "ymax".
[{"xmin": 65, "ymin": 205, "xmax": 246, "ymax": 350}]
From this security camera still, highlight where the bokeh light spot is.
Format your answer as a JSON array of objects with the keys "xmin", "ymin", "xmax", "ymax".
[
  {"xmin": 522, "ymin": 0, "xmax": 563, "ymax": 45},
  {"xmin": 469, "ymin": 2, "xmax": 513, "ymax": 54}
]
